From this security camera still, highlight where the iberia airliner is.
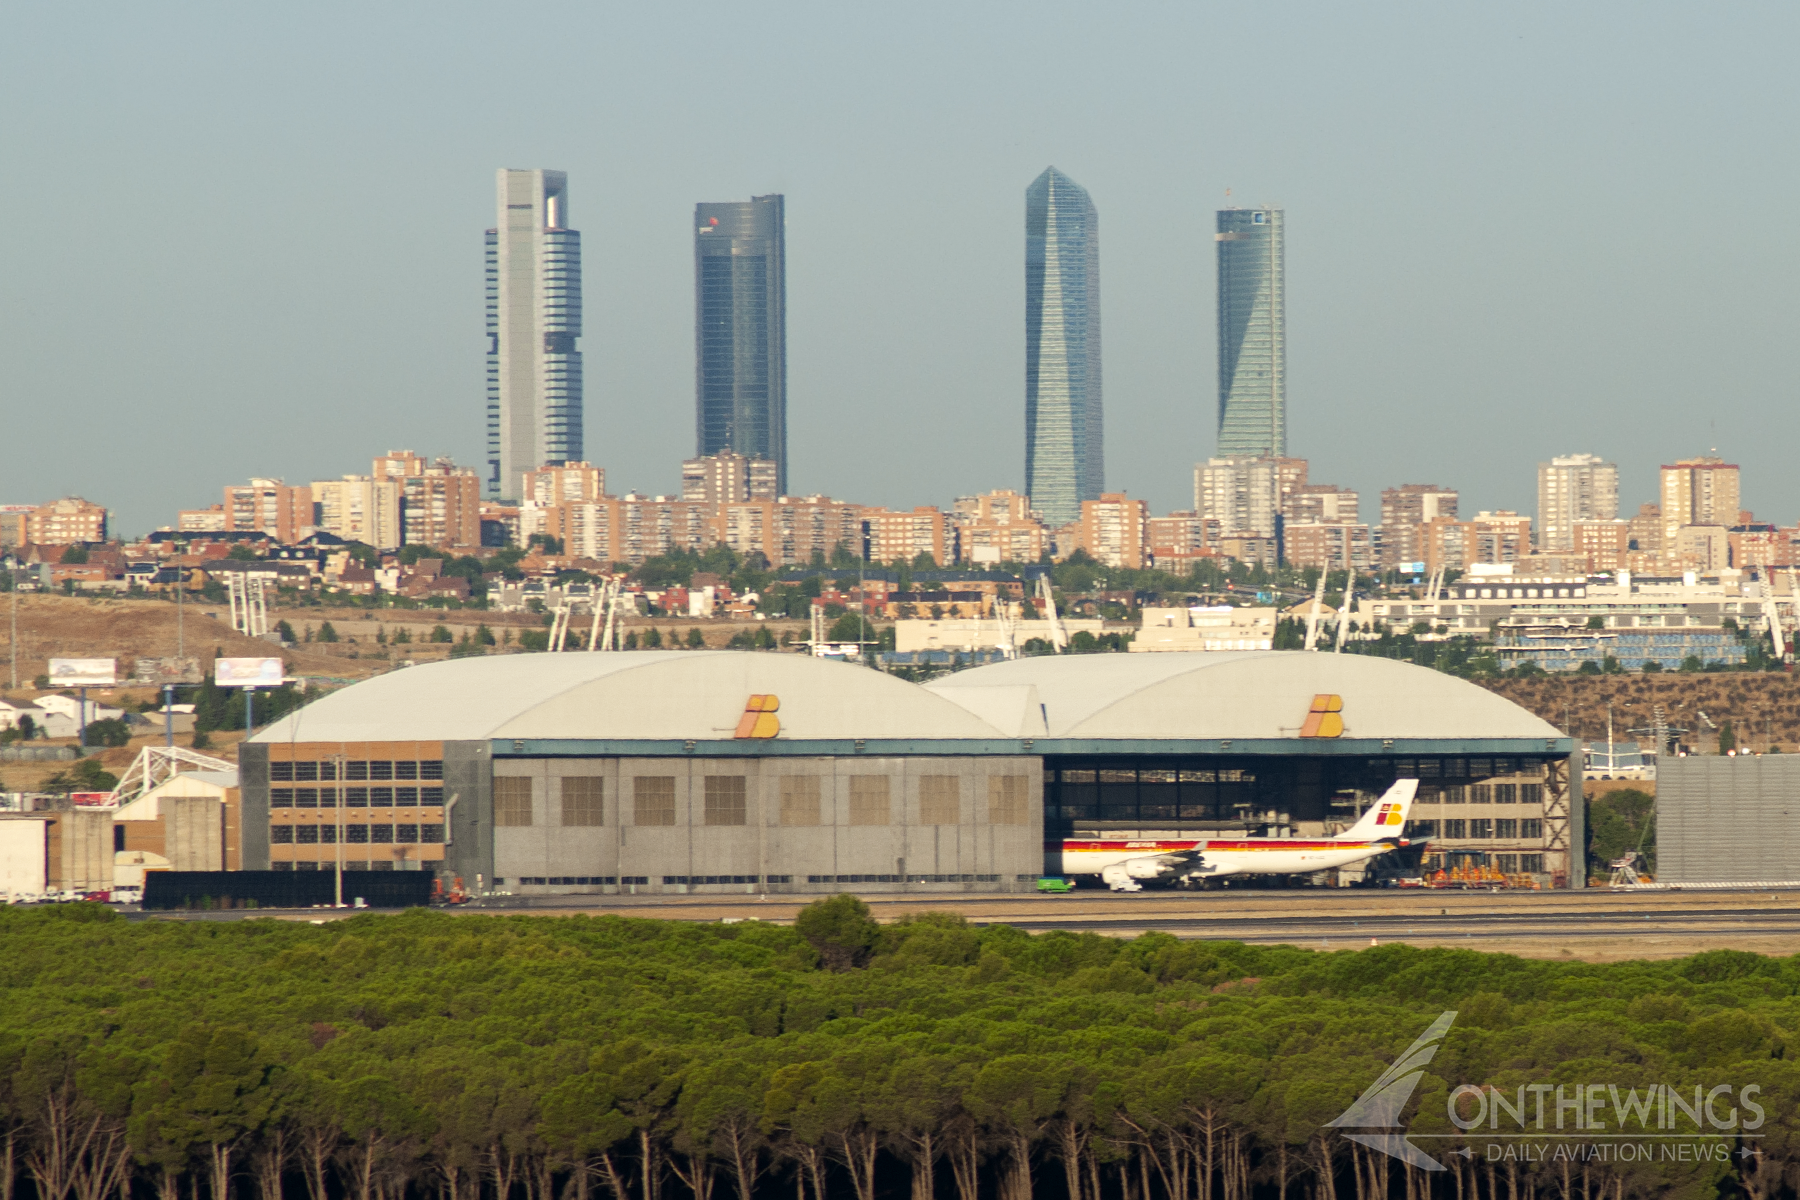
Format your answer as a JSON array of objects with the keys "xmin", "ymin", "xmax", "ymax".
[{"xmin": 1063, "ymin": 779, "xmax": 1419, "ymax": 891}]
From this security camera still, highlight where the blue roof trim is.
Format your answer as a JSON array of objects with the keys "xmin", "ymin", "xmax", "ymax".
[{"xmin": 490, "ymin": 737, "xmax": 1576, "ymax": 758}]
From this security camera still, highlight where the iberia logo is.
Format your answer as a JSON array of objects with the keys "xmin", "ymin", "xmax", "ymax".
[
  {"xmin": 1300, "ymin": 693, "xmax": 1344, "ymax": 738},
  {"xmin": 734, "ymin": 695, "xmax": 780, "ymax": 739}
]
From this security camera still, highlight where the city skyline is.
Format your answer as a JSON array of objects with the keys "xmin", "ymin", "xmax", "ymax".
[
  {"xmin": 486, "ymin": 169, "xmax": 583, "ymax": 502},
  {"xmin": 1023, "ymin": 167, "xmax": 1103, "ymax": 528},
  {"xmin": 695, "ymin": 195, "xmax": 788, "ymax": 495}
]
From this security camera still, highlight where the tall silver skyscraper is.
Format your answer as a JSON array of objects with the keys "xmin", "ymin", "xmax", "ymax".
[
  {"xmin": 487, "ymin": 169, "xmax": 583, "ymax": 501},
  {"xmin": 1216, "ymin": 207, "xmax": 1285, "ymax": 457},
  {"xmin": 1024, "ymin": 167, "xmax": 1102, "ymax": 528},
  {"xmin": 695, "ymin": 195, "xmax": 787, "ymax": 495}
]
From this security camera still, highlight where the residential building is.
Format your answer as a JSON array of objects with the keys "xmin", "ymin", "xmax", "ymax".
[
  {"xmin": 1024, "ymin": 167, "xmax": 1103, "ymax": 527},
  {"xmin": 1216, "ymin": 207, "xmax": 1285, "ymax": 456},
  {"xmin": 312, "ymin": 477, "xmax": 402, "ymax": 550},
  {"xmin": 1283, "ymin": 523, "xmax": 1373, "ymax": 573},
  {"xmin": 20, "ymin": 498, "xmax": 108, "ymax": 546},
  {"xmin": 223, "ymin": 481, "xmax": 312, "ymax": 544},
  {"xmin": 1062, "ymin": 493, "xmax": 1147, "ymax": 569},
  {"xmin": 0, "ymin": 506, "xmax": 30, "ymax": 549},
  {"xmin": 1536, "ymin": 453, "xmax": 1618, "ymax": 552},
  {"xmin": 372, "ymin": 449, "xmax": 426, "ymax": 481},
  {"xmin": 695, "ymin": 195, "xmax": 787, "ymax": 492},
  {"xmin": 864, "ymin": 507, "xmax": 951, "ymax": 567},
  {"xmin": 1285, "ymin": 484, "xmax": 1359, "ymax": 525},
  {"xmin": 682, "ymin": 451, "xmax": 777, "ymax": 504},
  {"xmin": 1147, "ymin": 512, "xmax": 1208, "ymax": 560},
  {"xmin": 1673, "ymin": 525, "xmax": 1730, "ymax": 573},
  {"xmin": 177, "ymin": 505, "xmax": 227, "ymax": 533},
  {"xmin": 1572, "ymin": 520, "xmax": 1630, "ymax": 573},
  {"xmin": 1660, "ymin": 455, "xmax": 1741, "ymax": 559},
  {"xmin": 1194, "ymin": 456, "xmax": 1308, "ymax": 540},
  {"xmin": 1379, "ymin": 485, "xmax": 1459, "ymax": 569},
  {"xmin": 401, "ymin": 461, "xmax": 482, "ymax": 549},
  {"xmin": 1728, "ymin": 525, "xmax": 1797, "ymax": 570},
  {"xmin": 488, "ymin": 168, "xmax": 583, "ymax": 500},
  {"xmin": 522, "ymin": 462, "xmax": 607, "ymax": 505},
  {"xmin": 953, "ymin": 490, "xmax": 1048, "ymax": 565},
  {"xmin": 1473, "ymin": 511, "xmax": 1532, "ymax": 564}
]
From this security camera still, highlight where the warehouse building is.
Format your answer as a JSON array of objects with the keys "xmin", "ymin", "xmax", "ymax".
[{"xmin": 244, "ymin": 650, "xmax": 1579, "ymax": 892}]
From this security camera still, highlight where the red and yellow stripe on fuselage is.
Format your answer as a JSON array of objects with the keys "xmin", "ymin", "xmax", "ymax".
[{"xmin": 1061, "ymin": 837, "xmax": 1396, "ymax": 879}]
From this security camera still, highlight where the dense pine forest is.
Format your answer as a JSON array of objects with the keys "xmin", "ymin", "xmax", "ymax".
[{"xmin": 3, "ymin": 899, "xmax": 1796, "ymax": 1200}]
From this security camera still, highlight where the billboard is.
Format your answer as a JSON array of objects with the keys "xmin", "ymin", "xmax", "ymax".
[
  {"xmin": 131, "ymin": 656, "xmax": 204, "ymax": 686},
  {"xmin": 215, "ymin": 657, "xmax": 285, "ymax": 688},
  {"xmin": 48, "ymin": 658, "xmax": 117, "ymax": 687},
  {"xmin": 1399, "ymin": 562, "xmax": 1426, "ymax": 575}
]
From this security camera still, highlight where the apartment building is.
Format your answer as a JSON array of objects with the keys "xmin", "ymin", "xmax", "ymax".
[
  {"xmin": 402, "ymin": 465, "xmax": 481, "ymax": 549},
  {"xmin": 1284, "ymin": 483, "xmax": 1359, "ymax": 525},
  {"xmin": 1059, "ymin": 493, "xmax": 1148, "ymax": 569},
  {"xmin": 1147, "ymin": 511, "xmax": 1211, "ymax": 569},
  {"xmin": 864, "ymin": 507, "xmax": 951, "ymax": 567},
  {"xmin": 522, "ymin": 462, "xmax": 607, "ymax": 505},
  {"xmin": 224, "ymin": 480, "xmax": 312, "ymax": 544},
  {"xmin": 1379, "ymin": 484, "xmax": 1459, "ymax": 569},
  {"xmin": 1572, "ymin": 520, "xmax": 1630, "ymax": 573},
  {"xmin": 1193, "ymin": 456, "xmax": 1307, "ymax": 539},
  {"xmin": 1660, "ymin": 455, "xmax": 1741, "ymax": 555},
  {"xmin": 312, "ymin": 477, "xmax": 402, "ymax": 551},
  {"xmin": 177, "ymin": 505, "xmax": 228, "ymax": 533},
  {"xmin": 952, "ymin": 490, "xmax": 1048, "ymax": 565},
  {"xmin": 1536, "ymin": 453, "xmax": 1618, "ymax": 552},
  {"xmin": 682, "ymin": 452, "xmax": 777, "ymax": 505},
  {"xmin": 1728, "ymin": 526, "xmax": 1797, "ymax": 570},
  {"xmin": 23, "ymin": 497, "xmax": 109, "ymax": 545},
  {"xmin": 1283, "ymin": 522, "xmax": 1373, "ymax": 573}
]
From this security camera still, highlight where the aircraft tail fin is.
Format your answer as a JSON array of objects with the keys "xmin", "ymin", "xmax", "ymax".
[{"xmin": 1335, "ymin": 779, "xmax": 1418, "ymax": 842}]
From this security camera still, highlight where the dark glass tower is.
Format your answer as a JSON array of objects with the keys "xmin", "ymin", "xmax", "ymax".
[
  {"xmin": 694, "ymin": 195, "xmax": 787, "ymax": 494},
  {"xmin": 1025, "ymin": 167, "xmax": 1102, "ymax": 528},
  {"xmin": 1216, "ymin": 207, "xmax": 1285, "ymax": 457}
]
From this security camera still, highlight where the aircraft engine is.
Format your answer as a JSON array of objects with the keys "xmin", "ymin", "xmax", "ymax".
[{"xmin": 1101, "ymin": 855, "xmax": 1190, "ymax": 892}]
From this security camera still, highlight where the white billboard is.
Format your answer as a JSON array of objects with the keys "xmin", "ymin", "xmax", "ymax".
[
  {"xmin": 215, "ymin": 657, "xmax": 285, "ymax": 688},
  {"xmin": 48, "ymin": 658, "xmax": 117, "ymax": 687}
]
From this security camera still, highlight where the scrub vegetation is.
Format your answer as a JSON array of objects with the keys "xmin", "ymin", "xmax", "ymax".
[{"xmin": 2, "ymin": 897, "xmax": 1795, "ymax": 1200}]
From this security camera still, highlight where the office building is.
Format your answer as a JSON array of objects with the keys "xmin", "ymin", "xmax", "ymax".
[
  {"xmin": 1216, "ymin": 207, "xmax": 1285, "ymax": 457},
  {"xmin": 695, "ymin": 195, "xmax": 787, "ymax": 493},
  {"xmin": 1024, "ymin": 168, "xmax": 1103, "ymax": 528},
  {"xmin": 488, "ymin": 169, "xmax": 583, "ymax": 501},
  {"xmin": 1536, "ymin": 454, "xmax": 1618, "ymax": 552}
]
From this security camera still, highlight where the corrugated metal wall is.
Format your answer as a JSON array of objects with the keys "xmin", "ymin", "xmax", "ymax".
[{"xmin": 1658, "ymin": 758, "xmax": 1800, "ymax": 882}]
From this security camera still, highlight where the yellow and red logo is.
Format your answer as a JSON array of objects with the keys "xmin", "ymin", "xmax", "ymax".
[
  {"xmin": 1299, "ymin": 694, "xmax": 1344, "ymax": 738},
  {"xmin": 1375, "ymin": 802, "xmax": 1403, "ymax": 826},
  {"xmin": 734, "ymin": 694, "xmax": 780, "ymax": 739}
]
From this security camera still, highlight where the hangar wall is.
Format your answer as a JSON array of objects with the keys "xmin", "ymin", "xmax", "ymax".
[
  {"xmin": 1658, "ymin": 757, "xmax": 1800, "ymax": 883},
  {"xmin": 487, "ymin": 755, "xmax": 1042, "ymax": 893}
]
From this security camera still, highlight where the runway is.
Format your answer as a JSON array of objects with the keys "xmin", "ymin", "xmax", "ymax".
[{"xmin": 137, "ymin": 886, "xmax": 1800, "ymax": 960}]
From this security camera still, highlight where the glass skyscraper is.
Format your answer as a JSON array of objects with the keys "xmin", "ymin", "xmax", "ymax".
[
  {"xmin": 695, "ymin": 195, "xmax": 787, "ymax": 495},
  {"xmin": 1024, "ymin": 167, "xmax": 1103, "ymax": 529},
  {"xmin": 1215, "ymin": 207, "xmax": 1285, "ymax": 457},
  {"xmin": 486, "ymin": 169, "xmax": 583, "ymax": 501}
]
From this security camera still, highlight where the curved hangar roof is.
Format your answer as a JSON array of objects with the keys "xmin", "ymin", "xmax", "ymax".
[
  {"xmin": 926, "ymin": 651, "xmax": 1563, "ymax": 744},
  {"xmin": 254, "ymin": 649, "xmax": 1563, "ymax": 750},
  {"xmin": 251, "ymin": 651, "xmax": 1003, "ymax": 744}
]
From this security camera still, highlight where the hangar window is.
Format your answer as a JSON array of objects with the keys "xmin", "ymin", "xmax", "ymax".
[
  {"xmin": 988, "ymin": 776, "xmax": 1030, "ymax": 825},
  {"xmin": 1442, "ymin": 820, "xmax": 1466, "ymax": 839},
  {"xmin": 394, "ymin": 762, "xmax": 419, "ymax": 781},
  {"xmin": 394, "ymin": 788, "xmax": 419, "ymax": 807},
  {"xmin": 561, "ymin": 777, "xmax": 604, "ymax": 826},
  {"xmin": 1521, "ymin": 819, "xmax": 1543, "ymax": 839},
  {"xmin": 1520, "ymin": 783, "xmax": 1544, "ymax": 807},
  {"xmin": 271, "ymin": 789, "xmax": 294, "ymax": 806},
  {"xmin": 634, "ymin": 777, "xmax": 677, "ymax": 826},
  {"xmin": 293, "ymin": 762, "xmax": 319, "ymax": 782},
  {"xmin": 1494, "ymin": 784, "xmax": 1518, "ymax": 805},
  {"xmin": 421, "ymin": 824, "xmax": 444, "ymax": 843},
  {"xmin": 395, "ymin": 825, "xmax": 419, "ymax": 843},
  {"xmin": 1470, "ymin": 785, "xmax": 1492, "ymax": 804},
  {"xmin": 369, "ymin": 825, "xmax": 394, "ymax": 844},
  {"xmin": 849, "ymin": 777, "xmax": 891, "ymax": 826},
  {"xmin": 1469, "ymin": 818, "xmax": 1494, "ymax": 839},
  {"xmin": 345, "ymin": 825, "xmax": 368, "ymax": 844},
  {"xmin": 369, "ymin": 788, "xmax": 394, "ymax": 806},
  {"xmin": 1495, "ymin": 819, "xmax": 1518, "ymax": 838},
  {"xmin": 293, "ymin": 789, "xmax": 318, "ymax": 809},
  {"xmin": 1442, "ymin": 786, "xmax": 1466, "ymax": 804},
  {"xmin": 494, "ymin": 777, "xmax": 534, "ymax": 827},
  {"xmin": 295, "ymin": 826, "xmax": 319, "ymax": 844},
  {"xmin": 705, "ymin": 776, "xmax": 747, "ymax": 826},
  {"xmin": 1411, "ymin": 820, "xmax": 1437, "ymax": 838},
  {"xmin": 270, "ymin": 825, "xmax": 293, "ymax": 844},
  {"xmin": 367, "ymin": 762, "xmax": 394, "ymax": 781},
  {"xmin": 271, "ymin": 763, "xmax": 294, "ymax": 782},
  {"xmin": 919, "ymin": 776, "xmax": 960, "ymax": 825},
  {"xmin": 781, "ymin": 776, "xmax": 822, "ymax": 826},
  {"xmin": 345, "ymin": 762, "xmax": 369, "ymax": 781},
  {"xmin": 1520, "ymin": 854, "xmax": 1544, "ymax": 872}
]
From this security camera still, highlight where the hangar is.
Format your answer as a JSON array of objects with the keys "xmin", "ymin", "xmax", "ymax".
[{"xmin": 242, "ymin": 650, "xmax": 1580, "ymax": 893}]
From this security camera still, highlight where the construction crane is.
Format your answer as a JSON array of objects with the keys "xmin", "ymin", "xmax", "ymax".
[{"xmin": 1035, "ymin": 575, "xmax": 1068, "ymax": 653}]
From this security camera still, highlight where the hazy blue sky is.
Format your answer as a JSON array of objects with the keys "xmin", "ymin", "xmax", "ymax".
[{"xmin": 4, "ymin": 2, "xmax": 1797, "ymax": 537}]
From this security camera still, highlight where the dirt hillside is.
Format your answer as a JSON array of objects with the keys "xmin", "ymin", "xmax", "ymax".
[{"xmin": 1481, "ymin": 673, "xmax": 1800, "ymax": 753}]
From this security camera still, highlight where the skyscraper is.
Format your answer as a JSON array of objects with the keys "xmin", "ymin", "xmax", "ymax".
[
  {"xmin": 1536, "ymin": 453, "xmax": 1619, "ymax": 552},
  {"xmin": 695, "ymin": 195, "xmax": 787, "ymax": 495},
  {"xmin": 487, "ymin": 169, "xmax": 582, "ymax": 501},
  {"xmin": 1024, "ymin": 167, "xmax": 1103, "ymax": 529},
  {"xmin": 1216, "ymin": 207, "xmax": 1285, "ymax": 457}
]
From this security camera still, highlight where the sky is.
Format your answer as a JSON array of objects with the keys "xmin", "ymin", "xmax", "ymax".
[{"xmin": 3, "ymin": 2, "xmax": 1798, "ymax": 538}]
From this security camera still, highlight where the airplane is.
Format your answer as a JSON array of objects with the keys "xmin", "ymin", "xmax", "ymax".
[{"xmin": 1062, "ymin": 779, "xmax": 1420, "ymax": 891}]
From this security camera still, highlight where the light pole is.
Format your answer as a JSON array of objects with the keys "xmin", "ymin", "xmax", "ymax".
[{"xmin": 5, "ymin": 554, "xmax": 17, "ymax": 691}]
